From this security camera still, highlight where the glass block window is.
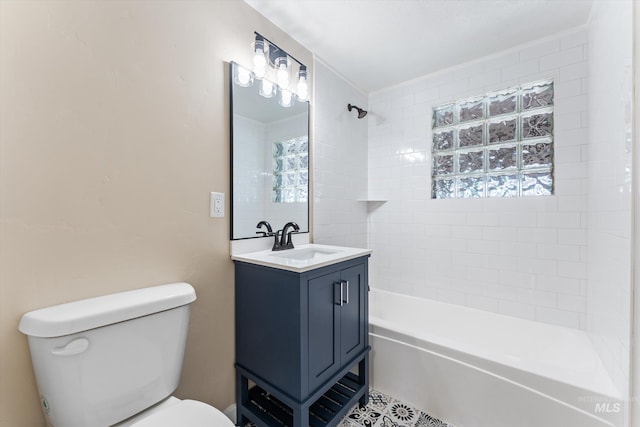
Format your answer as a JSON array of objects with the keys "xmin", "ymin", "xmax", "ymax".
[
  {"xmin": 272, "ymin": 136, "xmax": 308, "ymax": 203},
  {"xmin": 431, "ymin": 80, "xmax": 554, "ymax": 199}
]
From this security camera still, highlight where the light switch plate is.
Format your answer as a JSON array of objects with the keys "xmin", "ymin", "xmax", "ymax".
[{"xmin": 210, "ymin": 192, "xmax": 224, "ymax": 218}]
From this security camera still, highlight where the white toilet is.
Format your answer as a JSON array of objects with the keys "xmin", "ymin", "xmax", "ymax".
[{"xmin": 18, "ymin": 282, "xmax": 235, "ymax": 427}]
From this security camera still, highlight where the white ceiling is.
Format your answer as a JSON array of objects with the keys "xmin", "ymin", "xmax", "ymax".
[{"xmin": 244, "ymin": 0, "xmax": 594, "ymax": 93}]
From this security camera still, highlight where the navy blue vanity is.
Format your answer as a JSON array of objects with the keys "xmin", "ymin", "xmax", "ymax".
[{"xmin": 233, "ymin": 247, "xmax": 370, "ymax": 427}]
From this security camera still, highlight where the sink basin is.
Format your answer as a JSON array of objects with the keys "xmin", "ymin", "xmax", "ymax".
[{"xmin": 269, "ymin": 247, "xmax": 340, "ymax": 261}]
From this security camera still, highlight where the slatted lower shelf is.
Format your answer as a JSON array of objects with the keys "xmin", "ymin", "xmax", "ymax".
[{"xmin": 245, "ymin": 372, "xmax": 364, "ymax": 427}]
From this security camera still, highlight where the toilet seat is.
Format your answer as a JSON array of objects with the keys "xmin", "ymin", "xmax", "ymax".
[{"xmin": 131, "ymin": 399, "xmax": 235, "ymax": 427}]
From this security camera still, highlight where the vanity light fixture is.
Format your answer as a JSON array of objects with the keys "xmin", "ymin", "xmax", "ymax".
[
  {"xmin": 274, "ymin": 55, "xmax": 290, "ymax": 89},
  {"xmin": 252, "ymin": 35, "xmax": 268, "ymax": 79},
  {"xmin": 296, "ymin": 66, "xmax": 309, "ymax": 102},
  {"xmin": 279, "ymin": 89, "xmax": 294, "ymax": 108},
  {"xmin": 233, "ymin": 64, "xmax": 254, "ymax": 88},
  {"xmin": 259, "ymin": 79, "xmax": 276, "ymax": 98},
  {"xmin": 233, "ymin": 32, "xmax": 310, "ymax": 106}
]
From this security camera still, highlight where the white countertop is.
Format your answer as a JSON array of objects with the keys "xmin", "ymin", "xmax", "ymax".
[{"xmin": 231, "ymin": 244, "xmax": 372, "ymax": 273}]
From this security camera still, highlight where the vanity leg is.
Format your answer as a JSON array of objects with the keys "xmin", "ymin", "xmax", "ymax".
[
  {"xmin": 292, "ymin": 404, "xmax": 309, "ymax": 427},
  {"xmin": 236, "ymin": 371, "xmax": 249, "ymax": 427},
  {"xmin": 358, "ymin": 355, "xmax": 369, "ymax": 406}
]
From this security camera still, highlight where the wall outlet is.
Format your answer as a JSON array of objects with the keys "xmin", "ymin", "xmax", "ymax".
[{"xmin": 210, "ymin": 192, "xmax": 225, "ymax": 218}]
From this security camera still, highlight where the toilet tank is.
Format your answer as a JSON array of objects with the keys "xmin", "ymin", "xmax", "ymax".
[{"xmin": 18, "ymin": 283, "xmax": 197, "ymax": 427}]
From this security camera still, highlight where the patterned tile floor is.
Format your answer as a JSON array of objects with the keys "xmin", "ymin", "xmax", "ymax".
[{"xmin": 339, "ymin": 389, "xmax": 454, "ymax": 427}]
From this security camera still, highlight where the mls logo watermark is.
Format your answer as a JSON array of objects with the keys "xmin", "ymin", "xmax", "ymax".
[
  {"xmin": 579, "ymin": 395, "xmax": 623, "ymax": 415},
  {"xmin": 594, "ymin": 402, "xmax": 622, "ymax": 414}
]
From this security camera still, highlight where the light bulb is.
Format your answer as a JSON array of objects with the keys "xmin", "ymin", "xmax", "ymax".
[
  {"xmin": 296, "ymin": 66, "xmax": 309, "ymax": 101},
  {"xmin": 233, "ymin": 65, "xmax": 253, "ymax": 88},
  {"xmin": 253, "ymin": 54, "xmax": 266, "ymax": 79},
  {"xmin": 252, "ymin": 38, "xmax": 268, "ymax": 79},
  {"xmin": 237, "ymin": 69, "xmax": 252, "ymax": 86},
  {"xmin": 253, "ymin": 54, "xmax": 267, "ymax": 79},
  {"xmin": 260, "ymin": 79, "xmax": 276, "ymax": 98},
  {"xmin": 296, "ymin": 78, "xmax": 308, "ymax": 101},
  {"xmin": 275, "ymin": 57, "xmax": 289, "ymax": 88},
  {"xmin": 279, "ymin": 89, "xmax": 293, "ymax": 108}
]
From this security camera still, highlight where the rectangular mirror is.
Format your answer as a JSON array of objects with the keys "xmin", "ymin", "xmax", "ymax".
[{"xmin": 230, "ymin": 62, "xmax": 310, "ymax": 240}]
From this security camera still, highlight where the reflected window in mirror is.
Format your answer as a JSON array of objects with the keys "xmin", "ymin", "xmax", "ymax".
[{"xmin": 273, "ymin": 136, "xmax": 309, "ymax": 203}]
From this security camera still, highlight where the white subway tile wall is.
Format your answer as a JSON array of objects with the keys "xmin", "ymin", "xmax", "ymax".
[
  {"xmin": 586, "ymin": 1, "xmax": 633, "ymax": 397},
  {"xmin": 367, "ymin": 28, "xmax": 589, "ymax": 329},
  {"xmin": 313, "ymin": 59, "xmax": 368, "ymax": 248},
  {"xmin": 313, "ymin": 9, "xmax": 632, "ymax": 398}
]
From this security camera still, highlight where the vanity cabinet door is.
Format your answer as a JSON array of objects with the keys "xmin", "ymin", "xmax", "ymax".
[
  {"xmin": 307, "ymin": 262, "xmax": 367, "ymax": 393},
  {"xmin": 308, "ymin": 271, "xmax": 341, "ymax": 392},
  {"xmin": 338, "ymin": 264, "xmax": 367, "ymax": 362}
]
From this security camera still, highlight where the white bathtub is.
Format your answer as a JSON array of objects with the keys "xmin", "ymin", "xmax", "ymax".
[{"xmin": 368, "ymin": 289, "xmax": 624, "ymax": 427}]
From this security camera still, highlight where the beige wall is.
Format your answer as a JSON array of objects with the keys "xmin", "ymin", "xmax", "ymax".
[{"xmin": 0, "ymin": 1, "xmax": 312, "ymax": 425}]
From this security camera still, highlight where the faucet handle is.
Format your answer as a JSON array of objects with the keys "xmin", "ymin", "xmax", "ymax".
[{"xmin": 256, "ymin": 220, "xmax": 273, "ymax": 237}]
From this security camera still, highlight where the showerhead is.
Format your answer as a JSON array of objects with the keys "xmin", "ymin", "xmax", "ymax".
[{"xmin": 348, "ymin": 104, "xmax": 368, "ymax": 119}]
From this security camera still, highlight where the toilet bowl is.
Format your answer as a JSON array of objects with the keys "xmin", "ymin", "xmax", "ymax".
[
  {"xmin": 114, "ymin": 397, "xmax": 233, "ymax": 427},
  {"xmin": 19, "ymin": 282, "xmax": 234, "ymax": 427}
]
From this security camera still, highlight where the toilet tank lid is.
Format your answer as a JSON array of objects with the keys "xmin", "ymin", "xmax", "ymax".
[{"xmin": 18, "ymin": 283, "xmax": 196, "ymax": 338}]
